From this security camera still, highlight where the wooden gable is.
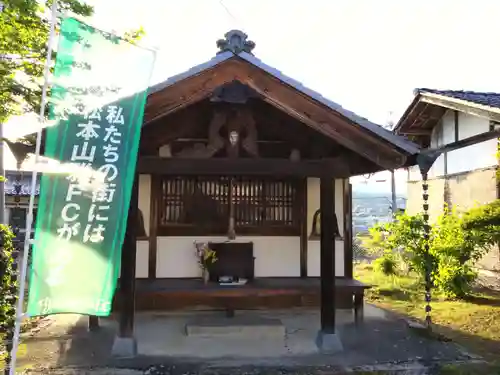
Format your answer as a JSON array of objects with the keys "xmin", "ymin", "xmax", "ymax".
[{"xmin": 141, "ymin": 31, "xmax": 419, "ymax": 175}]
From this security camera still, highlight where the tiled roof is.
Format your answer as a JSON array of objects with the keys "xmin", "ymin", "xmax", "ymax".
[
  {"xmin": 149, "ymin": 51, "xmax": 420, "ymax": 155},
  {"xmin": 4, "ymin": 171, "xmax": 40, "ymax": 196},
  {"xmin": 416, "ymin": 88, "xmax": 500, "ymax": 109}
]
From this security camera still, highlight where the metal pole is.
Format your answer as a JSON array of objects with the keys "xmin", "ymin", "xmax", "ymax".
[
  {"xmin": 391, "ymin": 169, "xmax": 397, "ymax": 216},
  {"xmin": 8, "ymin": 1, "xmax": 58, "ymax": 373},
  {"xmin": 0, "ymin": 122, "xmax": 5, "ymax": 224}
]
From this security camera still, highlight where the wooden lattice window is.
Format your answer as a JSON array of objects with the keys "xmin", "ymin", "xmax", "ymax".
[{"xmin": 158, "ymin": 176, "xmax": 301, "ymax": 236}]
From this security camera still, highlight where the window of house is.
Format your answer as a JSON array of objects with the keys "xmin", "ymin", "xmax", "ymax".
[
  {"xmin": 8, "ymin": 208, "xmax": 38, "ymax": 232},
  {"xmin": 158, "ymin": 176, "xmax": 301, "ymax": 236},
  {"xmin": 9, "ymin": 207, "xmax": 27, "ymax": 230}
]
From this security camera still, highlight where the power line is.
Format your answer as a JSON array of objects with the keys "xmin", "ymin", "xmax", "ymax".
[{"xmin": 218, "ymin": 0, "xmax": 245, "ymax": 30}]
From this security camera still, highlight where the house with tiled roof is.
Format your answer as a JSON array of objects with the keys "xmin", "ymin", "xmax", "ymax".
[{"xmin": 394, "ymin": 88, "xmax": 500, "ymax": 270}]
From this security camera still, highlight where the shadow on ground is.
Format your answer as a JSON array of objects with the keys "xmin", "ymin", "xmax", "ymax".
[{"xmin": 17, "ymin": 308, "xmax": 493, "ymax": 374}]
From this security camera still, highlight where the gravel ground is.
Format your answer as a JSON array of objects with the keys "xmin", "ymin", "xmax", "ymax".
[{"xmin": 13, "ymin": 309, "xmax": 479, "ymax": 375}]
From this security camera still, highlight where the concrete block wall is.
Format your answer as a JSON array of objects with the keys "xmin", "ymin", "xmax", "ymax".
[{"xmin": 407, "ymin": 166, "xmax": 498, "ymax": 270}]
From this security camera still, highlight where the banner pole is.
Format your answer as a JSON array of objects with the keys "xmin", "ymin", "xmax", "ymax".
[{"xmin": 8, "ymin": 1, "xmax": 59, "ymax": 373}]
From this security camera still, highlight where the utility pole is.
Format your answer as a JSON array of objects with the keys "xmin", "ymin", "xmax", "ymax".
[
  {"xmin": 0, "ymin": 122, "xmax": 5, "ymax": 224},
  {"xmin": 385, "ymin": 111, "xmax": 397, "ymax": 217},
  {"xmin": 0, "ymin": 3, "xmax": 4, "ymax": 224},
  {"xmin": 390, "ymin": 169, "xmax": 397, "ymax": 215}
]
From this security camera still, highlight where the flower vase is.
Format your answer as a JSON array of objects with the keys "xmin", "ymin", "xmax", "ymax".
[{"xmin": 202, "ymin": 269, "xmax": 210, "ymax": 285}]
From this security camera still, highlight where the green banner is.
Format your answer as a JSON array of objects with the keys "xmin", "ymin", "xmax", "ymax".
[{"xmin": 27, "ymin": 17, "xmax": 155, "ymax": 316}]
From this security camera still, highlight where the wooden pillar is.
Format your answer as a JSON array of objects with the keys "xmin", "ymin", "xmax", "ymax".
[
  {"xmin": 148, "ymin": 175, "xmax": 160, "ymax": 279},
  {"xmin": 320, "ymin": 177, "xmax": 336, "ymax": 333},
  {"xmin": 343, "ymin": 180, "xmax": 353, "ymax": 278},
  {"xmin": 118, "ymin": 175, "xmax": 138, "ymax": 338},
  {"xmin": 88, "ymin": 315, "xmax": 99, "ymax": 332},
  {"xmin": 299, "ymin": 178, "xmax": 308, "ymax": 278}
]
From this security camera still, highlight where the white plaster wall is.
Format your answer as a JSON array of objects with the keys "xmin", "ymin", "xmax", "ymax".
[
  {"xmin": 136, "ymin": 240, "xmax": 149, "ymax": 278},
  {"xmin": 447, "ymin": 113, "xmax": 496, "ymax": 174},
  {"xmin": 305, "ymin": 178, "xmax": 345, "ymax": 277},
  {"xmin": 158, "ymin": 144, "xmax": 172, "ymax": 157},
  {"xmin": 408, "ymin": 111, "xmax": 497, "ymax": 181},
  {"xmin": 408, "ymin": 165, "xmax": 421, "ymax": 182},
  {"xmin": 441, "ymin": 111, "xmax": 456, "ymax": 144},
  {"xmin": 138, "ymin": 174, "xmax": 151, "ymax": 235},
  {"xmin": 306, "ymin": 178, "xmax": 344, "ymax": 233},
  {"xmin": 119, "ymin": 240, "xmax": 148, "ymax": 278},
  {"xmin": 307, "ymin": 240, "xmax": 345, "ymax": 277},
  {"xmin": 428, "ymin": 115, "xmax": 447, "ymax": 178},
  {"xmin": 156, "ymin": 236, "xmax": 301, "ymax": 278}
]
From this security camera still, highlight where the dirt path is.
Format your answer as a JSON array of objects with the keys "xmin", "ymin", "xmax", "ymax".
[{"xmin": 12, "ymin": 314, "xmax": 116, "ymax": 374}]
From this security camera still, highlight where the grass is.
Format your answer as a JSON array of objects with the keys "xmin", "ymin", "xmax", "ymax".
[{"xmin": 355, "ymin": 262, "xmax": 500, "ymax": 374}]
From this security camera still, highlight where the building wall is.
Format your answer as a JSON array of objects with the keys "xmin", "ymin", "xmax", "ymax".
[
  {"xmin": 407, "ymin": 168, "xmax": 497, "ymax": 217},
  {"xmin": 406, "ymin": 178, "xmax": 446, "ymax": 222},
  {"xmin": 406, "ymin": 109, "xmax": 498, "ymax": 270},
  {"xmin": 407, "ymin": 167, "xmax": 498, "ymax": 270},
  {"xmin": 135, "ymin": 176, "xmax": 346, "ymax": 278},
  {"xmin": 156, "ymin": 236, "xmax": 301, "ymax": 278},
  {"xmin": 408, "ymin": 110, "xmax": 497, "ymax": 181},
  {"xmin": 306, "ymin": 178, "xmax": 345, "ymax": 277}
]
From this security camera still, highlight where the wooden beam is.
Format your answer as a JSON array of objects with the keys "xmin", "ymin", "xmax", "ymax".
[
  {"xmin": 405, "ymin": 102, "xmax": 431, "ymax": 131},
  {"xmin": 118, "ymin": 176, "xmax": 139, "ymax": 338},
  {"xmin": 401, "ymin": 129, "xmax": 433, "ymax": 136},
  {"xmin": 421, "ymin": 94, "xmax": 500, "ymax": 123},
  {"xmin": 422, "ymin": 128, "xmax": 500, "ymax": 156},
  {"xmin": 232, "ymin": 61, "xmax": 408, "ymax": 169},
  {"xmin": 136, "ymin": 157, "xmax": 351, "ymax": 177},
  {"xmin": 343, "ymin": 180, "xmax": 353, "ymax": 279},
  {"xmin": 148, "ymin": 176, "xmax": 160, "ymax": 280},
  {"xmin": 144, "ymin": 59, "xmax": 410, "ymax": 170},
  {"xmin": 320, "ymin": 177, "xmax": 336, "ymax": 333},
  {"xmin": 144, "ymin": 62, "xmax": 240, "ymax": 124},
  {"xmin": 140, "ymin": 108, "xmax": 206, "ymax": 154}
]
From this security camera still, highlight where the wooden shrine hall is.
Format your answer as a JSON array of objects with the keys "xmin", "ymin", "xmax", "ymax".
[{"xmin": 111, "ymin": 30, "xmax": 421, "ymax": 355}]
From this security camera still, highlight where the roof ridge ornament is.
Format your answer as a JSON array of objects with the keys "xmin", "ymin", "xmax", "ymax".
[{"xmin": 216, "ymin": 30, "xmax": 255, "ymax": 55}]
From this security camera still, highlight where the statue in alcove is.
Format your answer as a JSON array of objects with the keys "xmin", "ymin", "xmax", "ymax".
[{"xmin": 309, "ymin": 209, "xmax": 342, "ymax": 240}]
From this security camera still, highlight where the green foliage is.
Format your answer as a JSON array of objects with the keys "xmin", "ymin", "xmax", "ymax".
[
  {"xmin": 463, "ymin": 199, "xmax": 500, "ymax": 235},
  {"xmin": 373, "ymin": 253, "xmax": 398, "ymax": 276},
  {"xmin": 0, "ymin": 0, "xmax": 94, "ymax": 123},
  {"xmin": 433, "ymin": 255, "xmax": 477, "ymax": 298},
  {"xmin": 0, "ymin": 225, "xmax": 17, "ymax": 332},
  {"xmin": 0, "ymin": 0, "xmax": 146, "ymax": 127},
  {"xmin": 368, "ymin": 203, "xmax": 499, "ymax": 299},
  {"xmin": 368, "ymin": 213, "xmax": 434, "ymax": 276}
]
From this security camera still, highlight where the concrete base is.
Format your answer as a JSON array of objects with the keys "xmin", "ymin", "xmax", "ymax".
[
  {"xmin": 186, "ymin": 316, "xmax": 285, "ymax": 339},
  {"xmin": 111, "ymin": 336, "xmax": 137, "ymax": 358},
  {"xmin": 316, "ymin": 330, "xmax": 343, "ymax": 353}
]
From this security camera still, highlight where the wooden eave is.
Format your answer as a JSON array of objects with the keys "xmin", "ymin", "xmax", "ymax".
[
  {"xmin": 395, "ymin": 91, "xmax": 500, "ymax": 146},
  {"xmin": 393, "ymin": 95, "xmax": 444, "ymax": 146},
  {"xmin": 144, "ymin": 54, "xmax": 419, "ymax": 171},
  {"xmin": 419, "ymin": 92, "xmax": 500, "ymax": 122}
]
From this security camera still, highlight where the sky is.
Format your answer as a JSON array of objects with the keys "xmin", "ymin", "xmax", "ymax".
[{"xmin": 6, "ymin": 0, "xmax": 500, "ymax": 194}]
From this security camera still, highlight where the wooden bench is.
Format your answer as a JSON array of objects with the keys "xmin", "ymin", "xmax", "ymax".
[
  {"xmin": 211, "ymin": 278, "xmax": 371, "ymax": 325},
  {"xmin": 336, "ymin": 278, "xmax": 372, "ymax": 325}
]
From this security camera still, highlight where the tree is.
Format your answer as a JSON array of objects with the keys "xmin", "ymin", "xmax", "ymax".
[{"xmin": 0, "ymin": 0, "xmax": 96, "ymax": 125}]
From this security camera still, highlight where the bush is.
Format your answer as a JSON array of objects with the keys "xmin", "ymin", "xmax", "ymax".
[
  {"xmin": 373, "ymin": 253, "xmax": 398, "ymax": 276},
  {"xmin": 0, "ymin": 225, "xmax": 17, "ymax": 359},
  {"xmin": 367, "ymin": 202, "xmax": 500, "ymax": 299},
  {"xmin": 434, "ymin": 256, "xmax": 477, "ymax": 298}
]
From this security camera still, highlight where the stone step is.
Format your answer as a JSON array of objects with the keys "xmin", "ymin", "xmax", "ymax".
[{"xmin": 185, "ymin": 316, "xmax": 285, "ymax": 338}]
